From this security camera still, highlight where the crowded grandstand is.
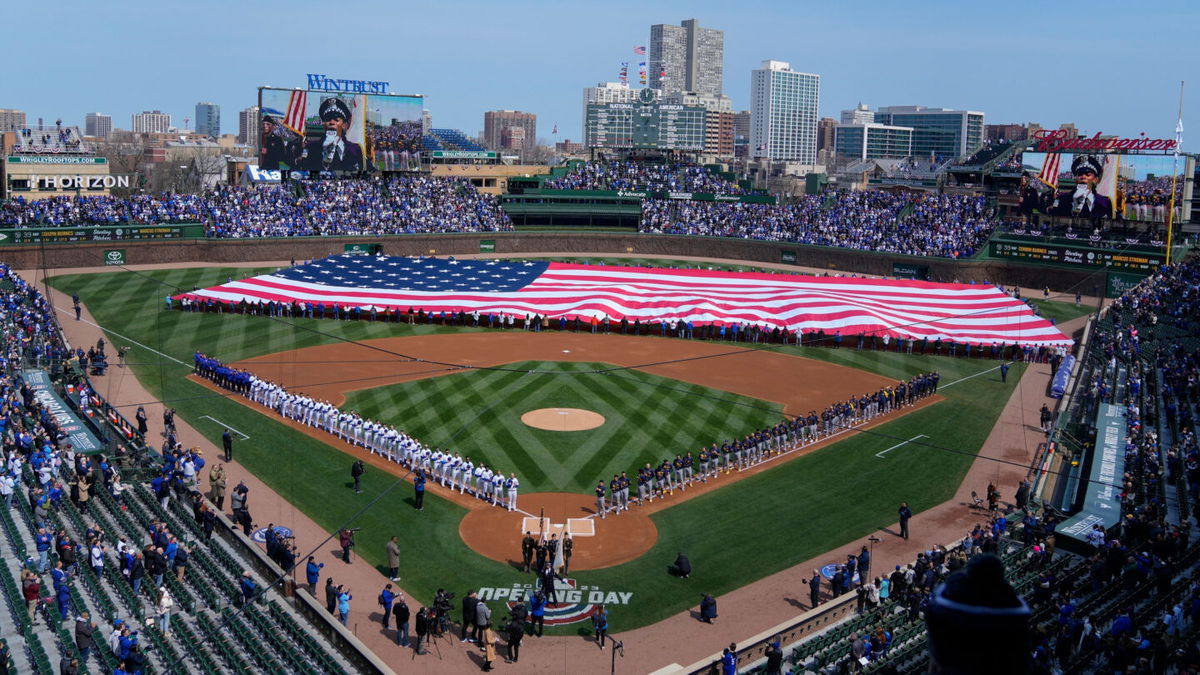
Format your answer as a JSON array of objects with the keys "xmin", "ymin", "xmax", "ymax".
[{"xmin": 2, "ymin": 52, "xmax": 1198, "ymax": 673}]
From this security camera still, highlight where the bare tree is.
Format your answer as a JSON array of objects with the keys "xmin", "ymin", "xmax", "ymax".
[{"xmin": 97, "ymin": 136, "xmax": 150, "ymax": 196}]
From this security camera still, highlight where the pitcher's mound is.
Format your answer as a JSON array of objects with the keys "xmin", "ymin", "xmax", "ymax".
[
  {"xmin": 521, "ymin": 408, "xmax": 605, "ymax": 431},
  {"xmin": 459, "ymin": 492, "xmax": 657, "ymax": 571}
]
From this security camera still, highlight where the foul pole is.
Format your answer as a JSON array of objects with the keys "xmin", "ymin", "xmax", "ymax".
[{"xmin": 1166, "ymin": 80, "xmax": 1185, "ymax": 265}]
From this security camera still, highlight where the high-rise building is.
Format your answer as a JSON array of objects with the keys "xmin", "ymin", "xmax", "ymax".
[
  {"xmin": 500, "ymin": 126, "xmax": 527, "ymax": 155},
  {"xmin": 840, "ymin": 103, "xmax": 874, "ymax": 125},
  {"xmin": 834, "ymin": 123, "xmax": 914, "ymax": 160},
  {"xmin": 733, "ymin": 110, "xmax": 751, "ymax": 158},
  {"xmin": 817, "ymin": 117, "xmax": 837, "ymax": 153},
  {"xmin": 132, "ymin": 110, "xmax": 171, "ymax": 134},
  {"xmin": 195, "ymin": 102, "xmax": 220, "ymax": 138},
  {"xmin": 238, "ymin": 106, "xmax": 260, "ymax": 146},
  {"xmin": 649, "ymin": 18, "xmax": 723, "ymax": 97},
  {"xmin": 0, "ymin": 109, "xmax": 26, "ymax": 132},
  {"xmin": 483, "ymin": 110, "xmax": 536, "ymax": 160},
  {"xmin": 874, "ymin": 105, "xmax": 984, "ymax": 160},
  {"xmin": 85, "ymin": 113, "xmax": 113, "ymax": 138},
  {"xmin": 733, "ymin": 110, "xmax": 751, "ymax": 140},
  {"xmin": 750, "ymin": 60, "xmax": 820, "ymax": 163}
]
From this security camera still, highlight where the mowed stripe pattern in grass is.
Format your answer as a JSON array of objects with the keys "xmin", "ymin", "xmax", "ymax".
[
  {"xmin": 50, "ymin": 267, "xmax": 1024, "ymax": 632},
  {"xmin": 343, "ymin": 361, "xmax": 783, "ymax": 493}
]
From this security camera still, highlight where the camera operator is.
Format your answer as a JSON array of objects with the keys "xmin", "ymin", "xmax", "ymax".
[
  {"xmin": 530, "ymin": 590, "xmax": 547, "ymax": 637},
  {"xmin": 414, "ymin": 606, "xmax": 431, "ymax": 655},
  {"xmin": 339, "ymin": 528, "xmax": 358, "ymax": 564},
  {"xmin": 433, "ymin": 588, "xmax": 454, "ymax": 635}
]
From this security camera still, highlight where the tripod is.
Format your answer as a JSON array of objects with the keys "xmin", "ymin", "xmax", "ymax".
[
  {"xmin": 410, "ymin": 628, "xmax": 445, "ymax": 661},
  {"xmin": 610, "ymin": 638, "xmax": 624, "ymax": 674}
]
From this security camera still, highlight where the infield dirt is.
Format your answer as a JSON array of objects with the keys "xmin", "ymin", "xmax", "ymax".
[{"xmin": 201, "ymin": 332, "xmax": 940, "ymax": 570}]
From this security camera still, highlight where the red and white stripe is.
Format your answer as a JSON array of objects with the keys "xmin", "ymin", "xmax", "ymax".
[
  {"xmin": 1037, "ymin": 153, "xmax": 1061, "ymax": 189},
  {"xmin": 177, "ymin": 262, "xmax": 1072, "ymax": 346},
  {"xmin": 282, "ymin": 90, "xmax": 308, "ymax": 136}
]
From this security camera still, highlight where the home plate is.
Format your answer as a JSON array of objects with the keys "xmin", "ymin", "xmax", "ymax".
[
  {"xmin": 521, "ymin": 517, "xmax": 564, "ymax": 538},
  {"xmin": 566, "ymin": 518, "xmax": 595, "ymax": 537}
]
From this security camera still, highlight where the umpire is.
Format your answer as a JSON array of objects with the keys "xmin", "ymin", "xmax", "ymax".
[{"xmin": 351, "ymin": 460, "xmax": 365, "ymax": 494}]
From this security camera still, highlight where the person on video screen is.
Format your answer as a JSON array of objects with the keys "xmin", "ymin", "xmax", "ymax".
[
  {"xmin": 300, "ymin": 98, "xmax": 362, "ymax": 172},
  {"xmin": 259, "ymin": 116, "xmax": 295, "ymax": 171},
  {"xmin": 1045, "ymin": 154, "xmax": 1112, "ymax": 219}
]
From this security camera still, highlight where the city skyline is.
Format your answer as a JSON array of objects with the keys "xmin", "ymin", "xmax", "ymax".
[{"xmin": 4, "ymin": 1, "xmax": 1195, "ymax": 146}]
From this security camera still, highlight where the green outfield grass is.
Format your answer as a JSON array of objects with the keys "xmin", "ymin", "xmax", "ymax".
[
  {"xmin": 49, "ymin": 266, "xmax": 1025, "ymax": 632},
  {"xmin": 342, "ymin": 360, "xmax": 782, "ymax": 493},
  {"xmin": 1028, "ymin": 297, "xmax": 1095, "ymax": 324}
]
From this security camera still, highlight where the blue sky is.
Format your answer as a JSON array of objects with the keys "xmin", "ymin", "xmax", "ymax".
[{"xmin": 7, "ymin": 0, "xmax": 1196, "ymax": 145}]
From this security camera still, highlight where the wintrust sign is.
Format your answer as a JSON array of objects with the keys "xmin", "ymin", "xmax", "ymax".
[{"xmin": 305, "ymin": 74, "xmax": 390, "ymax": 94}]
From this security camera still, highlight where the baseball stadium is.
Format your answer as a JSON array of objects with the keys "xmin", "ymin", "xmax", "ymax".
[{"xmin": 2, "ymin": 65, "xmax": 1200, "ymax": 675}]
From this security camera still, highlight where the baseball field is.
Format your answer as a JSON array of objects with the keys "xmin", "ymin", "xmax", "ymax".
[{"xmin": 46, "ymin": 263, "xmax": 1087, "ymax": 633}]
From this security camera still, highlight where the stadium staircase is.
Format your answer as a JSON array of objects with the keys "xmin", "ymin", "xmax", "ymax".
[{"xmin": 986, "ymin": 140, "xmax": 1031, "ymax": 174}]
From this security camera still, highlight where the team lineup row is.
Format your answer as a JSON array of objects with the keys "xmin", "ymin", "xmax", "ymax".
[{"xmin": 195, "ymin": 352, "xmax": 940, "ymax": 518}]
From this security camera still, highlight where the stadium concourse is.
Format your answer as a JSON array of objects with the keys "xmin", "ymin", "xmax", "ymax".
[{"xmin": 25, "ymin": 256, "xmax": 1103, "ymax": 674}]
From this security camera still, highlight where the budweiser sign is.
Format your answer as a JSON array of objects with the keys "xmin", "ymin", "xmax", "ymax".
[{"xmin": 1033, "ymin": 130, "xmax": 1178, "ymax": 153}]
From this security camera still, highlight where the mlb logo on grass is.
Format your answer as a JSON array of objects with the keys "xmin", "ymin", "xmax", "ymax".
[{"xmin": 478, "ymin": 579, "xmax": 633, "ymax": 626}]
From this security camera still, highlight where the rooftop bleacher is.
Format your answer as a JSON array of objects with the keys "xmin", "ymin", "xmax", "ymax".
[
  {"xmin": 10, "ymin": 125, "xmax": 92, "ymax": 155},
  {"xmin": 429, "ymin": 128, "xmax": 486, "ymax": 152}
]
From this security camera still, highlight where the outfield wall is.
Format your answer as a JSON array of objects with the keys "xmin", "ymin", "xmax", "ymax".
[{"xmin": 8, "ymin": 232, "xmax": 1100, "ymax": 292}]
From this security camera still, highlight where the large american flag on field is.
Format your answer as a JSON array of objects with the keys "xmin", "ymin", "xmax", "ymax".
[{"xmin": 175, "ymin": 255, "xmax": 1073, "ymax": 346}]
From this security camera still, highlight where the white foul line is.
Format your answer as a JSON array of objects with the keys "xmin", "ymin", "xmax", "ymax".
[
  {"xmin": 875, "ymin": 434, "xmax": 929, "ymax": 458},
  {"xmin": 938, "ymin": 362, "xmax": 1010, "ymax": 389},
  {"xmin": 200, "ymin": 415, "xmax": 250, "ymax": 439},
  {"xmin": 54, "ymin": 304, "xmax": 191, "ymax": 368}
]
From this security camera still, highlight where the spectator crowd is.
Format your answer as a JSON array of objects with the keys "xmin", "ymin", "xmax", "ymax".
[
  {"xmin": 641, "ymin": 191, "xmax": 997, "ymax": 258},
  {"xmin": 0, "ymin": 176, "xmax": 513, "ymax": 237},
  {"xmin": 544, "ymin": 161, "xmax": 747, "ymax": 194}
]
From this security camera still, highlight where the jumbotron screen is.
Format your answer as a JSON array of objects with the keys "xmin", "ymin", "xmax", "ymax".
[
  {"xmin": 257, "ymin": 87, "xmax": 423, "ymax": 173},
  {"xmin": 1018, "ymin": 150, "xmax": 1188, "ymax": 223}
]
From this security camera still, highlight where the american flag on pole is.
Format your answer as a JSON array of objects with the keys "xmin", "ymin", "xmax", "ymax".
[
  {"xmin": 282, "ymin": 90, "xmax": 308, "ymax": 136},
  {"xmin": 1036, "ymin": 152, "xmax": 1061, "ymax": 189},
  {"xmin": 177, "ymin": 256, "xmax": 1072, "ymax": 346},
  {"xmin": 633, "ymin": 45, "xmax": 646, "ymax": 55}
]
